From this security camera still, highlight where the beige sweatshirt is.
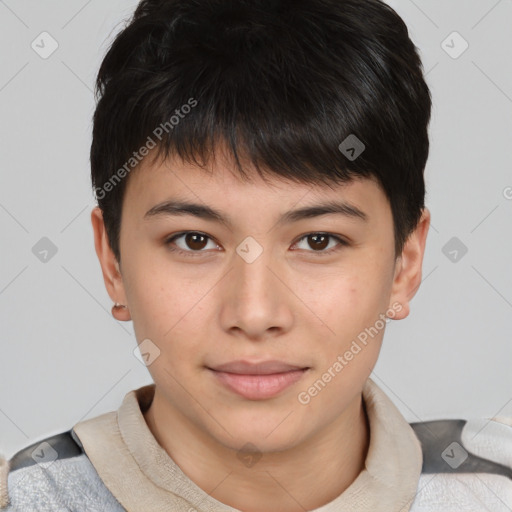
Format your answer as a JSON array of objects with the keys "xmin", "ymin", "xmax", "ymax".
[
  {"xmin": 72, "ymin": 377, "xmax": 423, "ymax": 511},
  {"xmin": 3, "ymin": 377, "xmax": 511, "ymax": 511}
]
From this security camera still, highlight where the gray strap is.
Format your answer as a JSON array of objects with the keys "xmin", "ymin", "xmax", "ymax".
[
  {"xmin": 410, "ymin": 419, "xmax": 512, "ymax": 480},
  {"xmin": 8, "ymin": 430, "xmax": 83, "ymax": 472}
]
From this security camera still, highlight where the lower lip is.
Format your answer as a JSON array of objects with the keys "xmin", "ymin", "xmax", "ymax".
[{"xmin": 209, "ymin": 368, "xmax": 308, "ymax": 400}]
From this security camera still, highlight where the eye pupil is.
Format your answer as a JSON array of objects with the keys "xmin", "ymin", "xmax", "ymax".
[
  {"xmin": 186, "ymin": 233, "xmax": 208, "ymax": 250},
  {"xmin": 309, "ymin": 234, "xmax": 329, "ymax": 251}
]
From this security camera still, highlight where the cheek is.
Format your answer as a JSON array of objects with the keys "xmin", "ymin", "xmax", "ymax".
[
  {"xmin": 307, "ymin": 263, "xmax": 392, "ymax": 370},
  {"xmin": 318, "ymin": 273, "xmax": 386, "ymax": 330},
  {"xmin": 298, "ymin": 279, "xmax": 387, "ymax": 418},
  {"xmin": 124, "ymin": 258, "xmax": 215, "ymax": 365},
  {"xmin": 121, "ymin": 252, "xmax": 177, "ymax": 337}
]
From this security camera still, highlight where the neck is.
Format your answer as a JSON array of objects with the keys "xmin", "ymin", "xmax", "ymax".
[{"xmin": 144, "ymin": 390, "xmax": 370, "ymax": 512}]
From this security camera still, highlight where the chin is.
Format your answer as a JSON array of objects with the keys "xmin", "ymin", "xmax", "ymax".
[{"xmin": 211, "ymin": 419, "xmax": 306, "ymax": 454}]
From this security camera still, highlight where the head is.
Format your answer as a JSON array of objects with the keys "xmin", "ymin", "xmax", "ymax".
[{"xmin": 91, "ymin": 0, "xmax": 431, "ymax": 453}]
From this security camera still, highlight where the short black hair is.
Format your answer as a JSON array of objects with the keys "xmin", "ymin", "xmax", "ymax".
[{"xmin": 91, "ymin": 0, "xmax": 431, "ymax": 263}]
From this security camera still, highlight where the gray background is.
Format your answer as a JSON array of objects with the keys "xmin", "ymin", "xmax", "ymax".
[{"xmin": 1, "ymin": 0, "xmax": 511, "ymax": 459}]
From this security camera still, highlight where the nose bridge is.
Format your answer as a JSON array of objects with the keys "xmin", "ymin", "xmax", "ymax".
[
  {"xmin": 220, "ymin": 236, "xmax": 292, "ymax": 337},
  {"xmin": 234, "ymin": 236, "xmax": 276, "ymax": 301}
]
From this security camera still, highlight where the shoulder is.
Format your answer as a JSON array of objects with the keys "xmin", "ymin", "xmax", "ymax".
[
  {"xmin": 0, "ymin": 429, "xmax": 125, "ymax": 511},
  {"xmin": 409, "ymin": 417, "xmax": 512, "ymax": 511}
]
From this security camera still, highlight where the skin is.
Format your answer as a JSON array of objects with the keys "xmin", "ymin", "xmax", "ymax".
[{"xmin": 91, "ymin": 148, "xmax": 430, "ymax": 512}]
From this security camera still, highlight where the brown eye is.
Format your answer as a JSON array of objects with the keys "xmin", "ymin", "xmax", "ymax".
[
  {"xmin": 184, "ymin": 232, "xmax": 209, "ymax": 250},
  {"xmin": 307, "ymin": 234, "xmax": 330, "ymax": 251},
  {"xmin": 293, "ymin": 232, "xmax": 347, "ymax": 255},
  {"xmin": 165, "ymin": 231, "xmax": 219, "ymax": 256}
]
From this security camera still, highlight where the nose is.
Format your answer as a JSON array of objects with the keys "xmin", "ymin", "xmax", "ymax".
[{"xmin": 219, "ymin": 241, "xmax": 294, "ymax": 341}]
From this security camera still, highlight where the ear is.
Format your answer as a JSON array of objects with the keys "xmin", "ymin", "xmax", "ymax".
[
  {"xmin": 91, "ymin": 207, "xmax": 131, "ymax": 321},
  {"xmin": 388, "ymin": 207, "xmax": 430, "ymax": 320}
]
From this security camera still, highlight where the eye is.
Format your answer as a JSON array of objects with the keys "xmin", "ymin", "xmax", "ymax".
[
  {"xmin": 292, "ymin": 233, "xmax": 348, "ymax": 255},
  {"xmin": 164, "ymin": 231, "xmax": 348, "ymax": 258},
  {"xmin": 165, "ymin": 231, "xmax": 220, "ymax": 257}
]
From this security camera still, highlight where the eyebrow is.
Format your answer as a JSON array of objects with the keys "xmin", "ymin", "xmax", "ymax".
[{"xmin": 144, "ymin": 199, "xmax": 368, "ymax": 227}]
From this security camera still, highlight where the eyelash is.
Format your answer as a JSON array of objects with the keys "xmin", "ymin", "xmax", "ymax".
[{"xmin": 164, "ymin": 231, "xmax": 348, "ymax": 258}]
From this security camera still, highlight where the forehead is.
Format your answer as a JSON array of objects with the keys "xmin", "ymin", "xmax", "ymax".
[{"xmin": 124, "ymin": 149, "xmax": 387, "ymax": 212}]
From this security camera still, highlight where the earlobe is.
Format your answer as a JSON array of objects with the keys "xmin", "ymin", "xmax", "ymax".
[
  {"xmin": 91, "ymin": 207, "xmax": 131, "ymax": 321},
  {"xmin": 111, "ymin": 303, "xmax": 131, "ymax": 322},
  {"xmin": 388, "ymin": 208, "xmax": 431, "ymax": 320}
]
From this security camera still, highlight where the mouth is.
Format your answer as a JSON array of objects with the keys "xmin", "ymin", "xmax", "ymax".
[{"xmin": 206, "ymin": 360, "xmax": 310, "ymax": 400}]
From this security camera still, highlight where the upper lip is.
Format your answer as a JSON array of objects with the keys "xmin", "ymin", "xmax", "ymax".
[{"xmin": 208, "ymin": 360, "xmax": 308, "ymax": 375}]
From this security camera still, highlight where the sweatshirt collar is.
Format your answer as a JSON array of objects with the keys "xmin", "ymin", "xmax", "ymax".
[{"xmin": 73, "ymin": 377, "xmax": 423, "ymax": 511}]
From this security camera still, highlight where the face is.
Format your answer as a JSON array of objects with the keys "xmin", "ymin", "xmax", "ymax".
[{"xmin": 93, "ymin": 150, "xmax": 428, "ymax": 454}]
